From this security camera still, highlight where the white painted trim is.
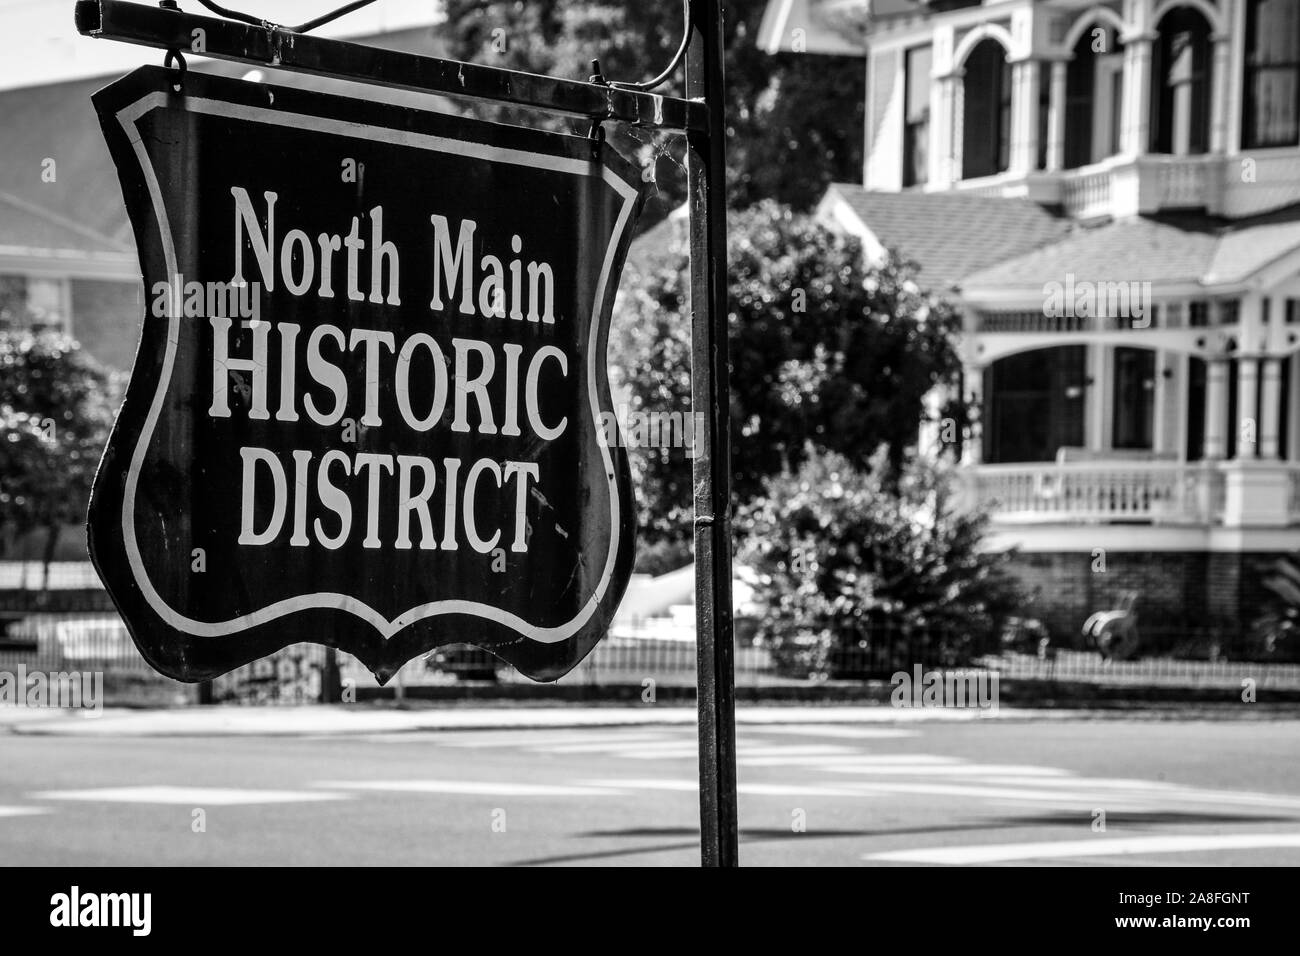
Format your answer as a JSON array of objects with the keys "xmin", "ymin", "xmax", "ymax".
[
  {"xmin": 1061, "ymin": 6, "xmax": 1129, "ymax": 53},
  {"xmin": 115, "ymin": 91, "xmax": 636, "ymax": 645},
  {"xmin": 984, "ymin": 522, "xmax": 1300, "ymax": 552},
  {"xmin": 952, "ymin": 23, "xmax": 1017, "ymax": 70},
  {"xmin": 0, "ymin": 251, "xmax": 139, "ymax": 281}
]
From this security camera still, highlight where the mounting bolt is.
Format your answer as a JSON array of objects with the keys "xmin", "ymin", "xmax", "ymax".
[{"xmin": 160, "ymin": 0, "xmax": 179, "ymax": 9}]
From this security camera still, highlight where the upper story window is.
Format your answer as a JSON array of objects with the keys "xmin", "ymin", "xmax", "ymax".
[
  {"xmin": 0, "ymin": 275, "xmax": 68, "ymax": 332},
  {"xmin": 903, "ymin": 44, "xmax": 932, "ymax": 187},
  {"xmin": 0, "ymin": 275, "xmax": 26, "ymax": 327},
  {"xmin": 1065, "ymin": 25, "xmax": 1126, "ymax": 168},
  {"xmin": 1150, "ymin": 7, "xmax": 1213, "ymax": 155},
  {"xmin": 1243, "ymin": 0, "xmax": 1300, "ymax": 148},
  {"xmin": 962, "ymin": 38, "xmax": 1012, "ymax": 179}
]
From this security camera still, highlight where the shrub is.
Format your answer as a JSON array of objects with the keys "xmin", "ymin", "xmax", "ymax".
[{"xmin": 737, "ymin": 448, "xmax": 1027, "ymax": 678}]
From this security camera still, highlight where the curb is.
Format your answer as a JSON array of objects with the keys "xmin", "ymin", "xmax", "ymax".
[{"xmin": 6, "ymin": 701, "xmax": 1300, "ymax": 737}]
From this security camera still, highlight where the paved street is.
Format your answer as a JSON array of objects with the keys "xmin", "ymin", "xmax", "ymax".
[{"xmin": 1, "ymin": 717, "xmax": 1298, "ymax": 866}]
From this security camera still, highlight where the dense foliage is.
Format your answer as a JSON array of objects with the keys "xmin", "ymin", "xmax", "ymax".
[
  {"xmin": 611, "ymin": 202, "xmax": 965, "ymax": 555},
  {"xmin": 439, "ymin": 0, "xmax": 865, "ymax": 222},
  {"xmin": 0, "ymin": 332, "xmax": 120, "ymax": 579},
  {"xmin": 737, "ymin": 449, "xmax": 1025, "ymax": 677}
]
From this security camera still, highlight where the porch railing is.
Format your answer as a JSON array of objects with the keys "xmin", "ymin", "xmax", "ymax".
[
  {"xmin": 1061, "ymin": 166, "xmax": 1113, "ymax": 219},
  {"xmin": 966, "ymin": 462, "xmax": 1227, "ymax": 524}
]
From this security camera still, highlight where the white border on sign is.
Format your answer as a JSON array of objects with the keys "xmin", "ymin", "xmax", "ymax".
[{"xmin": 115, "ymin": 91, "xmax": 637, "ymax": 644}]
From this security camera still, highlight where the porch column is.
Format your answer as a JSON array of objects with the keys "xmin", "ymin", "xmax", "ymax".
[
  {"xmin": 931, "ymin": 74, "xmax": 954, "ymax": 187},
  {"xmin": 1290, "ymin": 353, "xmax": 1300, "ymax": 462},
  {"xmin": 1203, "ymin": 358, "xmax": 1229, "ymax": 460},
  {"xmin": 1260, "ymin": 357, "xmax": 1283, "ymax": 459},
  {"xmin": 962, "ymin": 364, "xmax": 984, "ymax": 465},
  {"xmin": 1236, "ymin": 356, "xmax": 1260, "ymax": 459},
  {"xmin": 1010, "ymin": 58, "xmax": 1040, "ymax": 175},
  {"xmin": 1086, "ymin": 344, "xmax": 1108, "ymax": 451},
  {"xmin": 1121, "ymin": 33, "xmax": 1156, "ymax": 156},
  {"xmin": 1045, "ymin": 59, "xmax": 1067, "ymax": 171},
  {"xmin": 1209, "ymin": 32, "xmax": 1233, "ymax": 155},
  {"xmin": 948, "ymin": 73, "xmax": 965, "ymax": 184}
]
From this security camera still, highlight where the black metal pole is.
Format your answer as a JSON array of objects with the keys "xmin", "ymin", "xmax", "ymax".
[{"xmin": 685, "ymin": 0, "xmax": 739, "ymax": 867}]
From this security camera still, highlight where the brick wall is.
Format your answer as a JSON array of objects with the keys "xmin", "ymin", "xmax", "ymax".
[{"xmin": 1006, "ymin": 549, "xmax": 1286, "ymax": 646}]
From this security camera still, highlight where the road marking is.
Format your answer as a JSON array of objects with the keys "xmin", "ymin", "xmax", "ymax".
[
  {"xmin": 314, "ymin": 780, "xmax": 627, "ymax": 797},
  {"xmin": 0, "ymin": 806, "xmax": 49, "ymax": 818},
  {"xmin": 744, "ymin": 726, "xmax": 919, "ymax": 740},
  {"xmin": 32, "ymin": 787, "xmax": 349, "ymax": 805},
  {"xmin": 435, "ymin": 731, "xmax": 678, "ymax": 749},
  {"xmin": 867, "ymin": 833, "xmax": 1300, "ymax": 864},
  {"xmin": 739, "ymin": 754, "xmax": 963, "ymax": 768},
  {"xmin": 615, "ymin": 744, "xmax": 855, "ymax": 761},
  {"xmin": 579, "ymin": 778, "xmax": 868, "ymax": 798},
  {"xmin": 822, "ymin": 763, "xmax": 1071, "ymax": 777},
  {"xmin": 532, "ymin": 737, "xmax": 696, "ymax": 754},
  {"xmin": 533, "ymin": 740, "xmax": 852, "ymax": 757}
]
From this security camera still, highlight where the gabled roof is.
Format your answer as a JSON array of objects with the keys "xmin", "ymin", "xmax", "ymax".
[
  {"xmin": 0, "ymin": 27, "xmax": 455, "ymax": 261},
  {"xmin": 961, "ymin": 203, "xmax": 1300, "ymax": 293},
  {"xmin": 0, "ymin": 190, "xmax": 132, "ymax": 259},
  {"xmin": 821, "ymin": 183, "xmax": 1074, "ymax": 291},
  {"xmin": 0, "ymin": 72, "xmax": 133, "ymax": 249},
  {"xmin": 756, "ymin": 0, "xmax": 872, "ymax": 56}
]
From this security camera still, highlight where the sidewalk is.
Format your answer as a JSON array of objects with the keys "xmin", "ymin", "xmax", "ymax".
[{"xmin": 3, "ymin": 701, "xmax": 1295, "ymax": 736}]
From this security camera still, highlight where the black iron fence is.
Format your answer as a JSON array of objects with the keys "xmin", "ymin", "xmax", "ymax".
[{"xmin": 5, "ymin": 605, "xmax": 1300, "ymax": 699}]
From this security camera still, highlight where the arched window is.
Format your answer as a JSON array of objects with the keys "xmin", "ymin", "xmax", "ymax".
[
  {"xmin": 962, "ymin": 38, "xmax": 1012, "ymax": 179},
  {"xmin": 1065, "ymin": 25, "xmax": 1125, "ymax": 168},
  {"xmin": 1150, "ymin": 7, "xmax": 1213, "ymax": 155},
  {"xmin": 1243, "ymin": 0, "xmax": 1300, "ymax": 147}
]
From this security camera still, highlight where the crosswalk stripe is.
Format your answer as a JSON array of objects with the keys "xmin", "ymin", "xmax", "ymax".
[
  {"xmin": 579, "ymin": 778, "xmax": 868, "ymax": 798},
  {"xmin": 313, "ymin": 780, "xmax": 627, "ymax": 796},
  {"xmin": 531, "ymin": 737, "xmax": 694, "ymax": 754},
  {"xmin": 743, "ymin": 726, "xmax": 919, "ymax": 740},
  {"xmin": 867, "ymin": 833, "xmax": 1300, "ymax": 864},
  {"xmin": 436, "ymin": 731, "xmax": 679, "ymax": 749},
  {"xmin": 831, "ymin": 781, "xmax": 1189, "ymax": 803},
  {"xmin": 821, "ymin": 763, "xmax": 1071, "ymax": 777},
  {"xmin": 610, "ymin": 744, "xmax": 859, "ymax": 760},
  {"xmin": 32, "ymin": 787, "xmax": 349, "ymax": 805},
  {"xmin": 740, "ymin": 754, "xmax": 963, "ymax": 768},
  {"xmin": 0, "ymin": 806, "xmax": 48, "ymax": 818}
]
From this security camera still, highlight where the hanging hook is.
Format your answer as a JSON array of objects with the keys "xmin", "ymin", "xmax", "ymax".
[
  {"xmin": 164, "ymin": 48, "xmax": 188, "ymax": 93},
  {"xmin": 194, "ymin": 0, "xmax": 381, "ymax": 35},
  {"xmin": 608, "ymin": 0, "xmax": 691, "ymax": 92}
]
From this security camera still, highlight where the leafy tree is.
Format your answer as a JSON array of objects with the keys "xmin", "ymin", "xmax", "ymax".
[
  {"xmin": 610, "ymin": 202, "xmax": 965, "ymax": 556},
  {"xmin": 0, "ymin": 332, "xmax": 120, "ymax": 590},
  {"xmin": 438, "ymin": 0, "xmax": 865, "ymax": 222},
  {"xmin": 737, "ymin": 448, "xmax": 1025, "ymax": 677}
]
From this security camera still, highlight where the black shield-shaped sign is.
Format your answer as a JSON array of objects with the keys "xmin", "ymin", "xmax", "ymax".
[{"xmin": 88, "ymin": 67, "xmax": 643, "ymax": 683}]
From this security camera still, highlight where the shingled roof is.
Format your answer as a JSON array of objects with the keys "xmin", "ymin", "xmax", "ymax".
[
  {"xmin": 821, "ymin": 184, "xmax": 1074, "ymax": 292},
  {"xmin": 0, "ymin": 26, "xmax": 454, "ymax": 259},
  {"xmin": 0, "ymin": 189, "xmax": 132, "ymax": 260},
  {"xmin": 962, "ymin": 203, "xmax": 1300, "ymax": 292}
]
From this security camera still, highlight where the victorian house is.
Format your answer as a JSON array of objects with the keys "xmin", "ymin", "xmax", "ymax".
[{"xmin": 761, "ymin": 0, "xmax": 1300, "ymax": 638}]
